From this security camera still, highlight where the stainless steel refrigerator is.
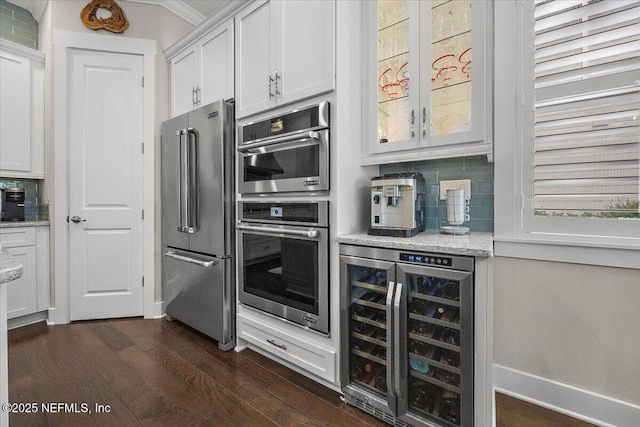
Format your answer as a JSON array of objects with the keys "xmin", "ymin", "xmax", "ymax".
[{"xmin": 161, "ymin": 100, "xmax": 235, "ymax": 351}]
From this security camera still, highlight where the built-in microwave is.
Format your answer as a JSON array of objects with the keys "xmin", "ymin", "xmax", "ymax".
[
  {"xmin": 237, "ymin": 102, "xmax": 329, "ymax": 194},
  {"xmin": 236, "ymin": 201, "xmax": 329, "ymax": 335}
]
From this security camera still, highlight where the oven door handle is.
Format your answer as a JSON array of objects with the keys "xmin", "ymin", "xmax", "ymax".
[
  {"xmin": 236, "ymin": 224, "xmax": 319, "ymax": 239},
  {"xmin": 237, "ymin": 131, "xmax": 320, "ymax": 152}
]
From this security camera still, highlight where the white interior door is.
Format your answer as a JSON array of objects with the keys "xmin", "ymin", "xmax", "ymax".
[{"xmin": 68, "ymin": 48, "xmax": 144, "ymax": 321}]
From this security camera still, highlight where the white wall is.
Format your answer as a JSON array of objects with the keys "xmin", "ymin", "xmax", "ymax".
[
  {"xmin": 38, "ymin": 0, "xmax": 194, "ymax": 305},
  {"xmin": 494, "ymin": 257, "xmax": 640, "ymax": 413}
]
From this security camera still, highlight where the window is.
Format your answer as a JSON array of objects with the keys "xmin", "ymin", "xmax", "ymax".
[
  {"xmin": 532, "ymin": 0, "xmax": 640, "ymax": 220},
  {"xmin": 493, "ymin": 0, "xmax": 640, "ymax": 265}
]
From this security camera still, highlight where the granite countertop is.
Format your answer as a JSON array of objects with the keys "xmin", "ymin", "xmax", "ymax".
[
  {"xmin": 0, "ymin": 220, "xmax": 50, "ymax": 228},
  {"xmin": 0, "ymin": 244, "xmax": 23, "ymax": 284},
  {"xmin": 335, "ymin": 229, "xmax": 493, "ymax": 257}
]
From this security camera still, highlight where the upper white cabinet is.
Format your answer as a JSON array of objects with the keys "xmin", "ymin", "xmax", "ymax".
[
  {"xmin": 235, "ymin": 0, "xmax": 335, "ymax": 118},
  {"xmin": 361, "ymin": 0, "xmax": 492, "ymax": 165},
  {"xmin": 169, "ymin": 19, "xmax": 234, "ymax": 117},
  {"xmin": 0, "ymin": 40, "xmax": 44, "ymax": 178}
]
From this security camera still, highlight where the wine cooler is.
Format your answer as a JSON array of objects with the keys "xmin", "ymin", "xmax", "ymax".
[{"xmin": 340, "ymin": 245, "xmax": 474, "ymax": 427}]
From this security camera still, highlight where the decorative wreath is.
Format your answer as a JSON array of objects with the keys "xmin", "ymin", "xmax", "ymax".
[{"xmin": 80, "ymin": 0, "xmax": 129, "ymax": 34}]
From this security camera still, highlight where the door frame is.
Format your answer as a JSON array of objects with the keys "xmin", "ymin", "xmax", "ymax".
[{"xmin": 51, "ymin": 30, "xmax": 158, "ymax": 324}]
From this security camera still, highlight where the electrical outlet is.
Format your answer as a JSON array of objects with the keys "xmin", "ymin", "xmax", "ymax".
[{"xmin": 439, "ymin": 179, "xmax": 471, "ymax": 200}]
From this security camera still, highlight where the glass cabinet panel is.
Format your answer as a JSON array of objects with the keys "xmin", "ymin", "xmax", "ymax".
[
  {"xmin": 430, "ymin": 0, "xmax": 473, "ymax": 136},
  {"xmin": 376, "ymin": 0, "xmax": 411, "ymax": 145},
  {"xmin": 347, "ymin": 264, "xmax": 391, "ymax": 396}
]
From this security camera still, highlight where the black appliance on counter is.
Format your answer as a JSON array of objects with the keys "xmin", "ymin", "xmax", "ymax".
[{"xmin": 2, "ymin": 188, "xmax": 25, "ymax": 221}]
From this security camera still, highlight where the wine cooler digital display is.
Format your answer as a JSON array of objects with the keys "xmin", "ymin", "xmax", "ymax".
[{"xmin": 340, "ymin": 245, "xmax": 474, "ymax": 427}]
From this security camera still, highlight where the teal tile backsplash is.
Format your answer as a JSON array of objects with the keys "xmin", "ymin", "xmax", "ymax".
[
  {"xmin": 0, "ymin": 0, "xmax": 38, "ymax": 49},
  {"xmin": 380, "ymin": 156, "xmax": 494, "ymax": 232}
]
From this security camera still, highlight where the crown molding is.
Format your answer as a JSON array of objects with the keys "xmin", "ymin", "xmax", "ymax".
[
  {"xmin": 124, "ymin": 0, "xmax": 206, "ymax": 26},
  {"xmin": 164, "ymin": 0, "xmax": 250, "ymax": 59}
]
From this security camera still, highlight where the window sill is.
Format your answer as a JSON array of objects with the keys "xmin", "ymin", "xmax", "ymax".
[{"xmin": 493, "ymin": 234, "xmax": 640, "ymax": 270}]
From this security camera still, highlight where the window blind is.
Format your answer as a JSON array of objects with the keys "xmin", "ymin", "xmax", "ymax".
[{"xmin": 533, "ymin": 0, "xmax": 640, "ymax": 217}]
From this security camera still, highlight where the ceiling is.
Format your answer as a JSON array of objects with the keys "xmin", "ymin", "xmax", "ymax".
[{"xmin": 9, "ymin": 0, "xmax": 229, "ymax": 26}]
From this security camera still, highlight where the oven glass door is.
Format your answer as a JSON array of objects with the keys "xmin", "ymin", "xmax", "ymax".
[
  {"xmin": 238, "ymin": 224, "xmax": 329, "ymax": 333},
  {"xmin": 238, "ymin": 129, "xmax": 329, "ymax": 194}
]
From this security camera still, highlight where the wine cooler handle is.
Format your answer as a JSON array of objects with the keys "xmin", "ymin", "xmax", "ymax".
[
  {"xmin": 393, "ymin": 281, "xmax": 408, "ymax": 414},
  {"xmin": 386, "ymin": 281, "xmax": 398, "ymax": 415}
]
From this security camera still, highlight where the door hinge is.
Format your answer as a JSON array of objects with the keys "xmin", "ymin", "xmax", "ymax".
[
  {"xmin": 141, "ymin": 76, "xmax": 144, "ymax": 87},
  {"xmin": 66, "ymin": 215, "xmax": 69, "ymax": 223},
  {"xmin": 142, "ymin": 209, "xmax": 145, "ymax": 220},
  {"xmin": 142, "ymin": 276, "xmax": 145, "ymax": 287},
  {"xmin": 141, "ymin": 143, "xmax": 144, "ymax": 154}
]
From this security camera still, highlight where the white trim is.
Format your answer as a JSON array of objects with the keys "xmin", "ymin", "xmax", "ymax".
[
  {"xmin": 51, "ymin": 29, "xmax": 156, "ymax": 324},
  {"xmin": 494, "ymin": 364, "xmax": 640, "ymax": 427},
  {"xmin": 0, "ymin": 39, "xmax": 44, "ymax": 62},
  {"xmin": 163, "ymin": 0, "xmax": 251, "ymax": 59},
  {"xmin": 124, "ymin": 0, "xmax": 205, "ymax": 26}
]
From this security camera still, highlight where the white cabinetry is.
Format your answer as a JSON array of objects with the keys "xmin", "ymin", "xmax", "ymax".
[
  {"xmin": 0, "ymin": 227, "xmax": 49, "ymax": 322},
  {"xmin": 169, "ymin": 20, "xmax": 234, "ymax": 117},
  {"xmin": 361, "ymin": 0, "xmax": 492, "ymax": 165},
  {"xmin": 0, "ymin": 40, "xmax": 44, "ymax": 178},
  {"xmin": 237, "ymin": 305, "xmax": 336, "ymax": 384},
  {"xmin": 235, "ymin": 0, "xmax": 335, "ymax": 118}
]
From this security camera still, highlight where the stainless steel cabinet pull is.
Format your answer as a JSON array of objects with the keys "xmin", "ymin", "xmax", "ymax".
[
  {"xmin": 275, "ymin": 70, "xmax": 280, "ymax": 99},
  {"xmin": 411, "ymin": 110, "xmax": 415, "ymax": 140},
  {"xmin": 164, "ymin": 251, "xmax": 216, "ymax": 267},
  {"xmin": 192, "ymin": 87, "xmax": 197, "ymax": 106},
  {"xmin": 266, "ymin": 338, "xmax": 287, "ymax": 350},
  {"xmin": 237, "ymin": 130, "xmax": 320, "ymax": 152},
  {"xmin": 236, "ymin": 224, "xmax": 319, "ymax": 238},
  {"xmin": 195, "ymin": 85, "xmax": 201, "ymax": 104},
  {"xmin": 422, "ymin": 107, "xmax": 427, "ymax": 138},
  {"xmin": 268, "ymin": 73, "xmax": 274, "ymax": 99}
]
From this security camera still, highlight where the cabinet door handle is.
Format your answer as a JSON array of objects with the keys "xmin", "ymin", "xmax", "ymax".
[
  {"xmin": 195, "ymin": 85, "xmax": 201, "ymax": 104},
  {"xmin": 266, "ymin": 338, "xmax": 287, "ymax": 350},
  {"xmin": 422, "ymin": 107, "xmax": 427, "ymax": 138},
  {"xmin": 275, "ymin": 70, "xmax": 281, "ymax": 99},
  {"xmin": 192, "ymin": 86, "xmax": 197, "ymax": 106},
  {"xmin": 268, "ymin": 73, "xmax": 274, "ymax": 99},
  {"xmin": 411, "ymin": 109, "xmax": 416, "ymax": 140}
]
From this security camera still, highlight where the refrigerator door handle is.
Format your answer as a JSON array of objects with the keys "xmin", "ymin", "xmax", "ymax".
[
  {"xmin": 393, "ymin": 281, "xmax": 408, "ymax": 414},
  {"xmin": 164, "ymin": 251, "xmax": 217, "ymax": 268},
  {"xmin": 186, "ymin": 128, "xmax": 199, "ymax": 233},
  {"xmin": 386, "ymin": 281, "xmax": 398, "ymax": 415}
]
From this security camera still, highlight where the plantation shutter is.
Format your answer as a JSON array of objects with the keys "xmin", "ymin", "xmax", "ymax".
[{"xmin": 533, "ymin": 0, "xmax": 640, "ymax": 216}]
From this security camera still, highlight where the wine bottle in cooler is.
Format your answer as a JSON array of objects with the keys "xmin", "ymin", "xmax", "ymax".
[
  {"xmin": 351, "ymin": 358, "xmax": 374, "ymax": 381},
  {"xmin": 440, "ymin": 391, "xmax": 461, "ymax": 424}
]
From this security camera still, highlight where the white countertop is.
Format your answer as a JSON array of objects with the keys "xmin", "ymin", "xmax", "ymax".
[
  {"xmin": 335, "ymin": 229, "xmax": 493, "ymax": 257},
  {"xmin": 0, "ymin": 220, "xmax": 50, "ymax": 228},
  {"xmin": 0, "ymin": 244, "xmax": 23, "ymax": 284}
]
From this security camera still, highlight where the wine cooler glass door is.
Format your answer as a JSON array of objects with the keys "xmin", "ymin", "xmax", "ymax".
[
  {"xmin": 340, "ymin": 255, "xmax": 397, "ymax": 414},
  {"xmin": 396, "ymin": 263, "xmax": 473, "ymax": 427}
]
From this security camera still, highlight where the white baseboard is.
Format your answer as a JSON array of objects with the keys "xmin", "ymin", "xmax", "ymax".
[
  {"xmin": 146, "ymin": 301, "xmax": 164, "ymax": 319},
  {"xmin": 494, "ymin": 364, "xmax": 640, "ymax": 427}
]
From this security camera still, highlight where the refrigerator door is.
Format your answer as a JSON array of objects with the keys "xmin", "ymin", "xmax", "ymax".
[
  {"xmin": 188, "ymin": 101, "xmax": 234, "ymax": 256},
  {"xmin": 161, "ymin": 113, "xmax": 190, "ymax": 250},
  {"xmin": 163, "ymin": 248, "xmax": 234, "ymax": 349}
]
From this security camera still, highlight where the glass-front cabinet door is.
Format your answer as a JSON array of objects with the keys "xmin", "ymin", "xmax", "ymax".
[
  {"xmin": 397, "ymin": 263, "xmax": 473, "ymax": 427},
  {"xmin": 364, "ymin": 0, "xmax": 491, "ymax": 162},
  {"xmin": 340, "ymin": 255, "xmax": 397, "ymax": 412}
]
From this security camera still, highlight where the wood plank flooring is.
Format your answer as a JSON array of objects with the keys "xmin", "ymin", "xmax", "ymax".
[{"xmin": 7, "ymin": 318, "xmax": 596, "ymax": 427}]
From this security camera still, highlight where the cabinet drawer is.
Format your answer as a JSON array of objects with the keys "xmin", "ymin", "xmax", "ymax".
[
  {"xmin": 0, "ymin": 227, "xmax": 36, "ymax": 247},
  {"xmin": 238, "ymin": 312, "xmax": 335, "ymax": 382}
]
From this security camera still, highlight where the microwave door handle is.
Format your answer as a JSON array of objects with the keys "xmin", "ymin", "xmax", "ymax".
[
  {"xmin": 186, "ymin": 128, "xmax": 199, "ymax": 233},
  {"xmin": 236, "ymin": 224, "xmax": 319, "ymax": 239},
  {"xmin": 164, "ymin": 251, "xmax": 217, "ymax": 268},
  {"xmin": 393, "ymin": 281, "xmax": 408, "ymax": 415},
  {"xmin": 237, "ymin": 130, "xmax": 320, "ymax": 152}
]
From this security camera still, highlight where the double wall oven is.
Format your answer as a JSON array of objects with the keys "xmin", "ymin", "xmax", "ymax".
[{"xmin": 236, "ymin": 102, "xmax": 331, "ymax": 335}]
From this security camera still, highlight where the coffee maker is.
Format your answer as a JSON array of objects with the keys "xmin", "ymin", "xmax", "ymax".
[
  {"xmin": 368, "ymin": 172, "xmax": 425, "ymax": 237},
  {"xmin": 2, "ymin": 188, "xmax": 25, "ymax": 221}
]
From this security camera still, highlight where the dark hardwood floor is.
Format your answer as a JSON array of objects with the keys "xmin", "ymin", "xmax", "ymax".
[{"xmin": 8, "ymin": 318, "xmax": 596, "ymax": 427}]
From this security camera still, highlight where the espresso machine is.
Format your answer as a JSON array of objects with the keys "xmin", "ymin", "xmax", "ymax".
[
  {"xmin": 2, "ymin": 188, "xmax": 25, "ymax": 221},
  {"xmin": 368, "ymin": 172, "xmax": 425, "ymax": 237}
]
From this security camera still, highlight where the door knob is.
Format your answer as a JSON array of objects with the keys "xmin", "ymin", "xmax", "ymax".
[{"xmin": 70, "ymin": 215, "xmax": 86, "ymax": 223}]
